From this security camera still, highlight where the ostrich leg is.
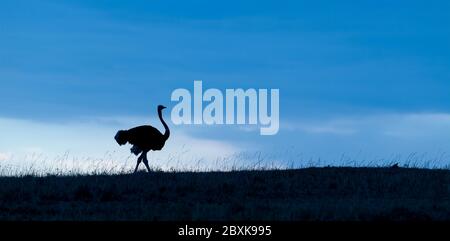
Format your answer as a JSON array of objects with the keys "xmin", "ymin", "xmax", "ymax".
[
  {"xmin": 134, "ymin": 154, "xmax": 144, "ymax": 173},
  {"xmin": 142, "ymin": 152, "xmax": 151, "ymax": 173}
]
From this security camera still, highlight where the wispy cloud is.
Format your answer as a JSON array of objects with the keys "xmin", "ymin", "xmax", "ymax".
[
  {"xmin": 380, "ymin": 113, "xmax": 450, "ymax": 138},
  {"xmin": 271, "ymin": 112, "xmax": 450, "ymax": 167},
  {"xmin": 284, "ymin": 112, "xmax": 450, "ymax": 137},
  {"xmin": 284, "ymin": 120, "xmax": 357, "ymax": 135}
]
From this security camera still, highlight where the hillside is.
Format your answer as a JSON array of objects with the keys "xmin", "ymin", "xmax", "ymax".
[{"xmin": 0, "ymin": 167, "xmax": 449, "ymax": 221}]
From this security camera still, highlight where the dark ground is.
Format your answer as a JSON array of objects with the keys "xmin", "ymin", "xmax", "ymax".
[{"xmin": 0, "ymin": 167, "xmax": 449, "ymax": 221}]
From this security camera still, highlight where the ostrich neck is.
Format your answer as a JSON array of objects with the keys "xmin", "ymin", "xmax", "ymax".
[{"xmin": 158, "ymin": 109, "xmax": 170, "ymax": 140}]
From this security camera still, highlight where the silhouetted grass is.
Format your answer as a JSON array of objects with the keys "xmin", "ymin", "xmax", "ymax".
[{"xmin": 0, "ymin": 166, "xmax": 449, "ymax": 221}]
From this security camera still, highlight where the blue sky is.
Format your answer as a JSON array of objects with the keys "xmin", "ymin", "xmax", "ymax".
[{"xmin": 1, "ymin": 0, "xmax": 450, "ymax": 171}]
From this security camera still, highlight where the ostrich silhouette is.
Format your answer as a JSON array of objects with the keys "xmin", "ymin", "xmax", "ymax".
[{"xmin": 114, "ymin": 105, "xmax": 170, "ymax": 173}]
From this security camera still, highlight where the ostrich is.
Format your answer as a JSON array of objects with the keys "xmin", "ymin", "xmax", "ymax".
[{"xmin": 114, "ymin": 105, "xmax": 170, "ymax": 173}]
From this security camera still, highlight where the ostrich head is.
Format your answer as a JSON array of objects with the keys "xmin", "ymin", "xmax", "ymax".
[
  {"xmin": 114, "ymin": 130, "xmax": 128, "ymax": 145},
  {"xmin": 158, "ymin": 105, "xmax": 167, "ymax": 111}
]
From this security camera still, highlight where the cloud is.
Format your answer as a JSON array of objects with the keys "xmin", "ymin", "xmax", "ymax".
[
  {"xmin": 0, "ymin": 152, "xmax": 10, "ymax": 161},
  {"xmin": 1, "ymin": 112, "xmax": 450, "ymax": 172},
  {"xmin": 379, "ymin": 113, "xmax": 450, "ymax": 138},
  {"xmin": 284, "ymin": 113, "xmax": 450, "ymax": 137},
  {"xmin": 285, "ymin": 121, "xmax": 356, "ymax": 135},
  {"xmin": 273, "ymin": 112, "xmax": 450, "ymax": 167},
  {"xmin": 0, "ymin": 116, "xmax": 242, "ymax": 172}
]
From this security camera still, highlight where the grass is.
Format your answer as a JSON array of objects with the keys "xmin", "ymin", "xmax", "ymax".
[{"xmin": 0, "ymin": 166, "xmax": 449, "ymax": 221}]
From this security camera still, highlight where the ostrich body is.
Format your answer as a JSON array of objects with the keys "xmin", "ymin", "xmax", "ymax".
[{"xmin": 115, "ymin": 105, "xmax": 170, "ymax": 173}]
